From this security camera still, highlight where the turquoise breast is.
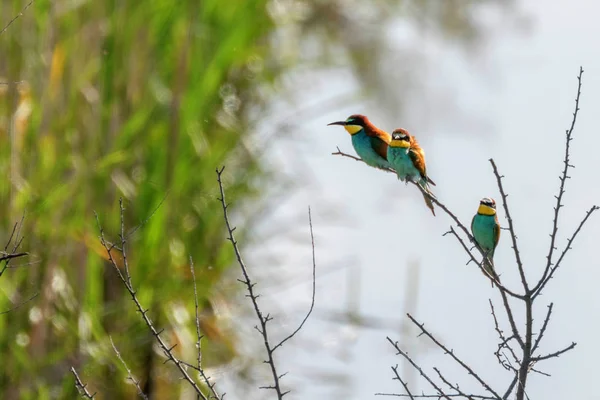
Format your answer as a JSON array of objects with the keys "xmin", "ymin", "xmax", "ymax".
[
  {"xmin": 387, "ymin": 147, "xmax": 421, "ymax": 183},
  {"xmin": 351, "ymin": 131, "xmax": 391, "ymax": 169},
  {"xmin": 471, "ymin": 214, "xmax": 497, "ymax": 255}
]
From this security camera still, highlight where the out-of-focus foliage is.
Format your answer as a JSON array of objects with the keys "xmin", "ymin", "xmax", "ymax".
[
  {"xmin": 0, "ymin": 0, "xmax": 279, "ymax": 398},
  {"xmin": 0, "ymin": 0, "xmax": 518, "ymax": 399}
]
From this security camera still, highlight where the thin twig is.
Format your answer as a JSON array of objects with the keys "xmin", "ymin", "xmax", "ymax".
[
  {"xmin": 407, "ymin": 314, "xmax": 501, "ymax": 399},
  {"xmin": 272, "ymin": 206, "xmax": 316, "ymax": 353},
  {"xmin": 0, "ymin": 0, "xmax": 34, "ymax": 36},
  {"xmin": 334, "ymin": 148, "xmax": 505, "ymax": 279},
  {"xmin": 190, "ymin": 257, "xmax": 203, "ymax": 370},
  {"xmin": 332, "ymin": 147, "xmax": 396, "ymax": 174},
  {"xmin": 0, "ymin": 216, "xmax": 27, "ymax": 277},
  {"xmin": 489, "ymin": 300, "xmax": 519, "ymax": 371},
  {"xmin": 190, "ymin": 257, "xmax": 222, "ymax": 399},
  {"xmin": 489, "ymin": 159, "xmax": 528, "ymax": 293},
  {"xmin": 444, "ymin": 227, "xmax": 522, "ymax": 299},
  {"xmin": 533, "ymin": 205, "xmax": 598, "ymax": 298},
  {"xmin": 391, "ymin": 364, "xmax": 415, "ymax": 399},
  {"xmin": 376, "ymin": 395, "xmax": 495, "ymax": 399},
  {"xmin": 0, "ymin": 292, "xmax": 38, "ymax": 315},
  {"xmin": 109, "ymin": 336, "xmax": 148, "ymax": 400},
  {"xmin": 96, "ymin": 202, "xmax": 209, "ymax": 400},
  {"xmin": 386, "ymin": 337, "xmax": 451, "ymax": 400},
  {"xmin": 531, "ymin": 303, "xmax": 553, "ymax": 355},
  {"xmin": 434, "ymin": 367, "xmax": 482, "ymax": 400},
  {"xmin": 531, "ymin": 342, "xmax": 577, "ymax": 362},
  {"xmin": 70, "ymin": 367, "xmax": 96, "ymax": 399},
  {"xmin": 217, "ymin": 166, "xmax": 288, "ymax": 398},
  {"xmin": 445, "ymin": 227, "xmax": 524, "ymax": 350},
  {"xmin": 533, "ymin": 67, "xmax": 584, "ymax": 296}
]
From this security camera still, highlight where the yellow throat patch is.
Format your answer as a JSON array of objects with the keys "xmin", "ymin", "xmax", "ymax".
[
  {"xmin": 344, "ymin": 125, "xmax": 363, "ymax": 135},
  {"xmin": 477, "ymin": 204, "xmax": 496, "ymax": 216},
  {"xmin": 389, "ymin": 140, "xmax": 410, "ymax": 148}
]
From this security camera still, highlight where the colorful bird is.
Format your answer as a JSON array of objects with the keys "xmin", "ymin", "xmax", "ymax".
[
  {"xmin": 471, "ymin": 197, "xmax": 501, "ymax": 285},
  {"xmin": 387, "ymin": 128, "xmax": 436, "ymax": 215},
  {"xmin": 327, "ymin": 114, "xmax": 392, "ymax": 170}
]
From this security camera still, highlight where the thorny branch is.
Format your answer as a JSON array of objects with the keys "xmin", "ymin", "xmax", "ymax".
[
  {"xmin": 216, "ymin": 166, "xmax": 316, "ymax": 399},
  {"xmin": 489, "ymin": 159, "xmax": 528, "ymax": 292},
  {"xmin": 110, "ymin": 336, "xmax": 148, "ymax": 400},
  {"xmin": 0, "ymin": 217, "xmax": 28, "ymax": 277},
  {"xmin": 384, "ymin": 337, "xmax": 452, "ymax": 400},
  {"xmin": 334, "ymin": 68, "xmax": 595, "ymax": 400},
  {"xmin": 533, "ymin": 204, "xmax": 598, "ymax": 299},
  {"xmin": 533, "ymin": 66, "xmax": 584, "ymax": 297},
  {"xmin": 190, "ymin": 257, "xmax": 222, "ymax": 399},
  {"xmin": 71, "ymin": 367, "xmax": 96, "ymax": 399},
  {"xmin": 95, "ymin": 199, "xmax": 210, "ymax": 400},
  {"xmin": 407, "ymin": 314, "xmax": 501, "ymax": 399},
  {"xmin": 489, "ymin": 300, "xmax": 520, "ymax": 373}
]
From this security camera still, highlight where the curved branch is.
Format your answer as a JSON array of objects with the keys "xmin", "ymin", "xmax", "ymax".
[{"xmin": 272, "ymin": 206, "xmax": 316, "ymax": 353}]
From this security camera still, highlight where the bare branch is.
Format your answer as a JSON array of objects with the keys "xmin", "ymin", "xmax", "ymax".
[
  {"xmin": 434, "ymin": 367, "xmax": 488, "ymax": 400},
  {"xmin": 376, "ymin": 395, "xmax": 495, "ymax": 399},
  {"xmin": 272, "ymin": 206, "xmax": 316, "ymax": 352},
  {"xmin": 531, "ymin": 342, "xmax": 577, "ymax": 362},
  {"xmin": 0, "ymin": 292, "xmax": 38, "ymax": 315},
  {"xmin": 332, "ymin": 147, "xmax": 396, "ymax": 174},
  {"xmin": 407, "ymin": 314, "xmax": 501, "ymax": 399},
  {"xmin": 489, "ymin": 300, "xmax": 520, "ymax": 372},
  {"xmin": 216, "ymin": 167, "xmax": 304, "ymax": 400},
  {"xmin": 489, "ymin": 159, "xmax": 528, "ymax": 293},
  {"xmin": 96, "ymin": 201, "xmax": 209, "ymax": 400},
  {"xmin": 109, "ymin": 336, "xmax": 148, "ymax": 400},
  {"xmin": 444, "ymin": 227, "xmax": 522, "ymax": 299},
  {"xmin": 191, "ymin": 257, "xmax": 203, "ymax": 369},
  {"xmin": 70, "ymin": 367, "xmax": 97, "ymax": 399},
  {"xmin": 446, "ymin": 227, "xmax": 524, "ymax": 350},
  {"xmin": 386, "ymin": 337, "xmax": 452, "ymax": 400},
  {"xmin": 531, "ymin": 303, "xmax": 553, "ymax": 355},
  {"xmin": 0, "ymin": 0, "xmax": 34, "ymax": 36},
  {"xmin": 391, "ymin": 364, "xmax": 415, "ymax": 399},
  {"xmin": 502, "ymin": 375, "xmax": 518, "ymax": 400},
  {"xmin": 0, "ymin": 252, "xmax": 28, "ymax": 262},
  {"xmin": 0, "ymin": 216, "xmax": 28, "ymax": 277},
  {"xmin": 533, "ymin": 67, "xmax": 584, "ymax": 296},
  {"xmin": 533, "ymin": 205, "xmax": 598, "ymax": 298},
  {"xmin": 190, "ymin": 257, "xmax": 223, "ymax": 399}
]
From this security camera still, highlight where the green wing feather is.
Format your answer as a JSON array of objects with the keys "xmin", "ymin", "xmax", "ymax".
[
  {"xmin": 369, "ymin": 136, "xmax": 389, "ymax": 161},
  {"xmin": 493, "ymin": 215, "xmax": 501, "ymax": 249},
  {"xmin": 408, "ymin": 149, "xmax": 432, "ymax": 185}
]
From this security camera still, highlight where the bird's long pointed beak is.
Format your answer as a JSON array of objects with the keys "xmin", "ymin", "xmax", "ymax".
[{"xmin": 327, "ymin": 121, "xmax": 346, "ymax": 126}]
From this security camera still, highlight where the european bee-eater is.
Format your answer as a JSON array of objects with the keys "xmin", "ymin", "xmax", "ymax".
[
  {"xmin": 387, "ymin": 128, "xmax": 436, "ymax": 215},
  {"xmin": 328, "ymin": 114, "xmax": 392, "ymax": 170},
  {"xmin": 471, "ymin": 197, "xmax": 501, "ymax": 285}
]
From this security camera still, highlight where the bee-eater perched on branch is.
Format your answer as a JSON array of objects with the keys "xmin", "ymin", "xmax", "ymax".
[
  {"xmin": 328, "ymin": 114, "xmax": 392, "ymax": 170},
  {"xmin": 471, "ymin": 197, "xmax": 501, "ymax": 286},
  {"xmin": 387, "ymin": 128, "xmax": 436, "ymax": 215}
]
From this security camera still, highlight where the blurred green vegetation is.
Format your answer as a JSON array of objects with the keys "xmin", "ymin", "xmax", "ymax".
[
  {"xmin": 0, "ymin": 0, "xmax": 517, "ymax": 399},
  {"xmin": 1, "ymin": 0, "xmax": 279, "ymax": 398}
]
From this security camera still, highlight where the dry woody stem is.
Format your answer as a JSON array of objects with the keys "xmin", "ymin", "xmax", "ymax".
[
  {"xmin": 336, "ymin": 67, "xmax": 596, "ymax": 400},
  {"xmin": 216, "ymin": 166, "xmax": 317, "ymax": 399}
]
